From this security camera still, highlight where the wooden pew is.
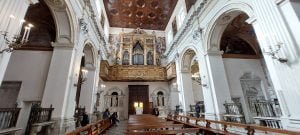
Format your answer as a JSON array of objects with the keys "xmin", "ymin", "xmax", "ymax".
[
  {"xmin": 127, "ymin": 114, "xmax": 200, "ymax": 135},
  {"xmin": 66, "ymin": 119, "xmax": 112, "ymax": 135},
  {"xmin": 127, "ymin": 128, "xmax": 200, "ymax": 135},
  {"xmin": 128, "ymin": 124, "xmax": 184, "ymax": 130},
  {"xmin": 167, "ymin": 114, "xmax": 300, "ymax": 135}
]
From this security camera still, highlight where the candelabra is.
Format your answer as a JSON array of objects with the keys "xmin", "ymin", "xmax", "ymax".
[
  {"xmin": 74, "ymin": 67, "xmax": 88, "ymax": 87},
  {"xmin": 0, "ymin": 15, "xmax": 33, "ymax": 53}
]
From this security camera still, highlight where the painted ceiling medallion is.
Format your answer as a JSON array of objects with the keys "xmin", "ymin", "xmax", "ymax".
[
  {"xmin": 136, "ymin": 11, "xmax": 144, "ymax": 18},
  {"xmin": 121, "ymin": 0, "xmax": 133, "ymax": 7},
  {"xmin": 148, "ymin": 12, "xmax": 156, "ymax": 19},
  {"xmin": 122, "ymin": 9, "xmax": 132, "ymax": 17},
  {"xmin": 136, "ymin": 0, "xmax": 145, "ymax": 8},
  {"xmin": 150, "ymin": 1, "xmax": 159, "ymax": 9},
  {"xmin": 104, "ymin": 0, "xmax": 178, "ymax": 30},
  {"xmin": 110, "ymin": 9, "xmax": 119, "ymax": 15}
]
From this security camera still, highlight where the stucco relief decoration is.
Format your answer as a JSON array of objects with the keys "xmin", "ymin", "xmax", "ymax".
[
  {"xmin": 79, "ymin": 18, "xmax": 88, "ymax": 34},
  {"xmin": 156, "ymin": 37, "xmax": 166, "ymax": 54},
  {"xmin": 108, "ymin": 34, "xmax": 121, "ymax": 63}
]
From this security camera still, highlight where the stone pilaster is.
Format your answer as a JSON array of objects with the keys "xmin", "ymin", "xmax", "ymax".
[
  {"xmin": 41, "ymin": 44, "xmax": 77, "ymax": 135},
  {"xmin": 204, "ymin": 50, "xmax": 232, "ymax": 120}
]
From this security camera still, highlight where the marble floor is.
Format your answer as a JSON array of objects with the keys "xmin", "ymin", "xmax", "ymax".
[{"xmin": 104, "ymin": 120, "xmax": 127, "ymax": 135}]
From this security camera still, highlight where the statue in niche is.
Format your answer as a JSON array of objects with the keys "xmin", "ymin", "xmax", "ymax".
[
  {"xmin": 157, "ymin": 91, "xmax": 164, "ymax": 106},
  {"xmin": 147, "ymin": 51, "xmax": 154, "ymax": 65},
  {"xmin": 156, "ymin": 37, "xmax": 166, "ymax": 54},
  {"xmin": 122, "ymin": 51, "xmax": 129, "ymax": 65},
  {"xmin": 112, "ymin": 96, "xmax": 118, "ymax": 107},
  {"xmin": 111, "ymin": 92, "xmax": 118, "ymax": 107}
]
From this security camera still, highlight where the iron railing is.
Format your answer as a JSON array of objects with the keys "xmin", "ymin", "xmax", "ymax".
[
  {"xmin": 25, "ymin": 104, "xmax": 54, "ymax": 134},
  {"xmin": 0, "ymin": 108, "xmax": 20, "ymax": 129},
  {"xmin": 223, "ymin": 102, "xmax": 245, "ymax": 123}
]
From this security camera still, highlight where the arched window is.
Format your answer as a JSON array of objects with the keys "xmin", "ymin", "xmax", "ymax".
[
  {"xmin": 157, "ymin": 91, "xmax": 164, "ymax": 106},
  {"xmin": 111, "ymin": 92, "xmax": 119, "ymax": 107},
  {"xmin": 132, "ymin": 41, "xmax": 144, "ymax": 65},
  {"xmin": 147, "ymin": 51, "xmax": 153, "ymax": 65},
  {"xmin": 122, "ymin": 51, "xmax": 129, "ymax": 65}
]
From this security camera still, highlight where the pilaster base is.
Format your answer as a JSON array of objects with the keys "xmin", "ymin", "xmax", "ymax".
[
  {"xmin": 50, "ymin": 117, "xmax": 75, "ymax": 135},
  {"xmin": 281, "ymin": 117, "xmax": 300, "ymax": 131}
]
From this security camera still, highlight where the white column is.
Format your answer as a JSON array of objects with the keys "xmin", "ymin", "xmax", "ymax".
[
  {"xmin": 79, "ymin": 67, "xmax": 97, "ymax": 115},
  {"xmin": 41, "ymin": 45, "xmax": 76, "ymax": 134},
  {"xmin": 252, "ymin": 0, "xmax": 300, "ymax": 130},
  {"xmin": 205, "ymin": 51, "xmax": 232, "ymax": 120},
  {"xmin": 180, "ymin": 72, "xmax": 195, "ymax": 112},
  {"xmin": 169, "ymin": 82, "xmax": 180, "ymax": 111},
  {"xmin": 0, "ymin": 0, "xmax": 32, "ymax": 85},
  {"xmin": 175, "ymin": 57, "xmax": 190, "ymax": 113}
]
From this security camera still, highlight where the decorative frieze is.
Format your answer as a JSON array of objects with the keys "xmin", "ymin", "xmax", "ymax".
[
  {"xmin": 164, "ymin": 0, "xmax": 210, "ymax": 57},
  {"xmin": 100, "ymin": 60, "xmax": 167, "ymax": 81}
]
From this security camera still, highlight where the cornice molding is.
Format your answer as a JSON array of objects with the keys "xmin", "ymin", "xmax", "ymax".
[
  {"xmin": 164, "ymin": 0, "xmax": 210, "ymax": 57},
  {"xmin": 85, "ymin": 0, "xmax": 109, "ymax": 58}
]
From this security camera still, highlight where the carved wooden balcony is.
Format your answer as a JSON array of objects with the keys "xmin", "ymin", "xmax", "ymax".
[{"xmin": 100, "ymin": 60, "xmax": 176, "ymax": 81}]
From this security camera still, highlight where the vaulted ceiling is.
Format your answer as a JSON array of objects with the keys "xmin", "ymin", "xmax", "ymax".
[{"xmin": 103, "ymin": 0, "xmax": 178, "ymax": 30}]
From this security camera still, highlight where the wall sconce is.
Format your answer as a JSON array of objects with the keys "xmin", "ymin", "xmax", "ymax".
[
  {"xmin": 264, "ymin": 42, "xmax": 288, "ymax": 63},
  {"xmin": 0, "ymin": 15, "xmax": 34, "ymax": 53},
  {"xmin": 97, "ymin": 84, "xmax": 106, "ymax": 94},
  {"xmin": 74, "ymin": 67, "xmax": 88, "ymax": 87}
]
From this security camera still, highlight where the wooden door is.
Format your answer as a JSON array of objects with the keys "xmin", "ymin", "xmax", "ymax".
[{"xmin": 128, "ymin": 85, "xmax": 149, "ymax": 115}]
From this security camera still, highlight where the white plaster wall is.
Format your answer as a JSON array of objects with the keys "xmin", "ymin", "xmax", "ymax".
[
  {"xmin": 192, "ymin": 81, "xmax": 204, "ymax": 102},
  {"xmin": 223, "ymin": 58, "xmax": 269, "ymax": 99},
  {"xmin": 168, "ymin": 78, "xmax": 180, "ymax": 111},
  {"xmin": 100, "ymin": 81, "xmax": 169, "ymax": 119},
  {"xmin": 223, "ymin": 58, "xmax": 270, "ymax": 122},
  {"xmin": 3, "ymin": 50, "xmax": 52, "ymax": 102},
  {"xmin": 0, "ymin": 0, "xmax": 31, "ymax": 85}
]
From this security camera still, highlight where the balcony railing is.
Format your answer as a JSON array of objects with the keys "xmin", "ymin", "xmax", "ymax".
[
  {"xmin": 0, "ymin": 108, "xmax": 20, "ymax": 129},
  {"xmin": 223, "ymin": 102, "xmax": 245, "ymax": 123},
  {"xmin": 252, "ymin": 100, "xmax": 282, "ymax": 117},
  {"xmin": 252, "ymin": 100, "xmax": 283, "ymax": 129},
  {"xmin": 25, "ymin": 104, "xmax": 54, "ymax": 134}
]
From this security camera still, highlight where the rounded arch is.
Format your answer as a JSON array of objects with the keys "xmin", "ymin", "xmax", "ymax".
[
  {"xmin": 44, "ymin": 0, "xmax": 77, "ymax": 45},
  {"xmin": 180, "ymin": 47, "xmax": 197, "ymax": 73},
  {"xmin": 106, "ymin": 87, "xmax": 124, "ymax": 96},
  {"xmin": 204, "ymin": 2, "xmax": 255, "ymax": 51},
  {"xmin": 151, "ymin": 87, "xmax": 169, "ymax": 96},
  {"xmin": 83, "ymin": 41, "xmax": 98, "ymax": 68}
]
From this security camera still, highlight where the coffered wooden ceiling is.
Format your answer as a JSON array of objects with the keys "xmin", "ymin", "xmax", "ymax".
[{"xmin": 103, "ymin": 0, "xmax": 178, "ymax": 30}]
